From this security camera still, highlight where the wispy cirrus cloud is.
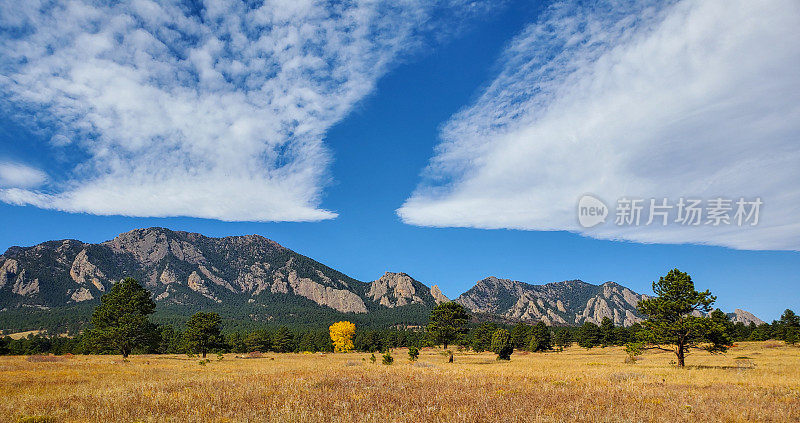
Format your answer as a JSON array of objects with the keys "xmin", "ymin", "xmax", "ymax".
[
  {"xmin": 0, "ymin": 0, "xmax": 496, "ymax": 221},
  {"xmin": 398, "ymin": 0, "xmax": 800, "ymax": 250},
  {"xmin": 0, "ymin": 162, "xmax": 47, "ymax": 189}
]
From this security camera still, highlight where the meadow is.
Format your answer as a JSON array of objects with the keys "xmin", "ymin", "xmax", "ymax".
[{"xmin": 1, "ymin": 341, "xmax": 799, "ymax": 422}]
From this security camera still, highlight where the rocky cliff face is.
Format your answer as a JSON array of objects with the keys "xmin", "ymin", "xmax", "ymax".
[
  {"xmin": 456, "ymin": 277, "xmax": 649, "ymax": 327},
  {"xmin": 728, "ymin": 309, "xmax": 766, "ymax": 325},
  {"xmin": 455, "ymin": 277, "xmax": 765, "ymax": 327},
  {"xmin": 0, "ymin": 227, "xmax": 766, "ymax": 330},
  {"xmin": 366, "ymin": 272, "xmax": 448, "ymax": 308},
  {"xmin": 0, "ymin": 228, "xmax": 435, "ymax": 317}
]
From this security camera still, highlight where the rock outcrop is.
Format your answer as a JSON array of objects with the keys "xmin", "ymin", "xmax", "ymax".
[
  {"xmin": 287, "ymin": 269, "xmax": 367, "ymax": 313},
  {"xmin": 728, "ymin": 309, "xmax": 765, "ymax": 325},
  {"xmin": 367, "ymin": 272, "xmax": 426, "ymax": 308},
  {"xmin": 70, "ymin": 250, "xmax": 106, "ymax": 292},
  {"xmin": 0, "ymin": 227, "xmax": 767, "ymax": 330},
  {"xmin": 456, "ymin": 277, "xmax": 648, "ymax": 327},
  {"xmin": 0, "ymin": 258, "xmax": 19, "ymax": 289},
  {"xmin": 0, "ymin": 228, "xmax": 438, "ymax": 319},
  {"xmin": 430, "ymin": 285, "xmax": 449, "ymax": 304}
]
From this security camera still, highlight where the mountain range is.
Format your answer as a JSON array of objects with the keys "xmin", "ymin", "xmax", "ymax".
[{"xmin": 0, "ymin": 227, "xmax": 764, "ymax": 332}]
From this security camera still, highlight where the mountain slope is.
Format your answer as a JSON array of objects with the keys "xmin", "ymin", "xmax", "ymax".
[
  {"xmin": 0, "ymin": 227, "xmax": 766, "ymax": 331},
  {"xmin": 456, "ymin": 277, "xmax": 649, "ymax": 327},
  {"xmin": 0, "ymin": 228, "xmax": 443, "ymax": 330}
]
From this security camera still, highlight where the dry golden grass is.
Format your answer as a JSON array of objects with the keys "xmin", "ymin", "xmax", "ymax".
[{"xmin": 1, "ymin": 341, "xmax": 799, "ymax": 422}]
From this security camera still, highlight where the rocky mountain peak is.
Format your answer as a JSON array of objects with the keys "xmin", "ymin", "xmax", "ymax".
[
  {"xmin": 0, "ymin": 228, "xmax": 769, "ymax": 331},
  {"xmin": 457, "ymin": 277, "xmax": 648, "ymax": 327},
  {"xmin": 367, "ymin": 272, "xmax": 426, "ymax": 308},
  {"xmin": 729, "ymin": 309, "xmax": 766, "ymax": 325},
  {"xmin": 0, "ymin": 229, "xmax": 442, "ymax": 324},
  {"xmin": 430, "ymin": 285, "xmax": 449, "ymax": 304}
]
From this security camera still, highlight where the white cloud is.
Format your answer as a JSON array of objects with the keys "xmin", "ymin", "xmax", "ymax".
[
  {"xmin": 0, "ymin": 0, "xmax": 493, "ymax": 221},
  {"xmin": 0, "ymin": 162, "xmax": 47, "ymax": 188},
  {"xmin": 398, "ymin": 0, "xmax": 800, "ymax": 251}
]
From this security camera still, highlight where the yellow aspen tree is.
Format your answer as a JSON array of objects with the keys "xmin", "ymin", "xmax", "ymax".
[{"xmin": 329, "ymin": 321, "xmax": 356, "ymax": 353}]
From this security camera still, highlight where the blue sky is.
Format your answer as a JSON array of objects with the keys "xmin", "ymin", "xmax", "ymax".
[{"xmin": 1, "ymin": 0, "xmax": 799, "ymax": 321}]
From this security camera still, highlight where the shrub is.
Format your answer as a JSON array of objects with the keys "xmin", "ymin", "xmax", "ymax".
[
  {"xmin": 490, "ymin": 329, "xmax": 513, "ymax": 360},
  {"xmin": 624, "ymin": 342, "xmax": 643, "ymax": 364},
  {"xmin": 382, "ymin": 351, "xmax": 394, "ymax": 365},
  {"xmin": 408, "ymin": 346, "xmax": 419, "ymax": 362}
]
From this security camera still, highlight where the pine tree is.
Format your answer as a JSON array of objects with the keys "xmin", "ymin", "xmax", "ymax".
[
  {"xmin": 490, "ymin": 329, "xmax": 513, "ymax": 360},
  {"xmin": 85, "ymin": 278, "xmax": 157, "ymax": 358},
  {"xmin": 272, "ymin": 327, "xmax": 294, "ymax": 353},
  {"xmin": 408, "ymin": 346, "xmax": 419, "ymax": 362},
  {"xmin": 426, "ymin": 302, "xmax": 470, "ymax": 349},
  {"xmin": 706, "ymin": 309, "xmax": 734, "ymax": 348},
  {"xmin": 577, "ymin": 322, "xmax": 601, "ymax": 348},
  {"xmin": 184, "ymin": 312, "xmax": 223, "ymax": 358},
  {"xmin": 510, "ymin": 322, "xmax": 532, "ymax": 349},
  {"xmin": 553, "ymin": 328, "xmax": 572, "ymax": 350},
  {"xmin": 777, "ymin": 309, "xmax": 800, "ymax": 345},
  {"xmin": 245, "ymin": 329, "xmax": 271, "ymax": 353},
  {"xmin": 470, "ymin": 322, "xmax": 496, "ymax": 352},
  {"xmin": 637, "ymin": 269, "xmax": 729, "ymax": 366},
  {"xmin": 600, "ymin": 317, "xmax": 616, "ymax": 347},
  {"xmin": 528, "ymin": 321, "xmax": 553, "ymax": 352}
]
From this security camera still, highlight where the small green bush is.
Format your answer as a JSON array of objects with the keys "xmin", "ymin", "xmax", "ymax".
[
  {"xmin": 408, "ymin": 346, "xmax": 419, "ymax": 362},
  {"xmin": 382, "ymin": 351, "xmax": 394, "ymax": 365},
  {"xmin": 491, "ymin": 329, "xmax": 513, "ymax": 360}
]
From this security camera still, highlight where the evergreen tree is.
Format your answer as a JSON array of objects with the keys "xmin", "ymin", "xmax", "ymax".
[
  {"xmin": 706, "ymin": 309, "xmax": 734, "ymax": 348},
  {"xmin": 553, "ymin": 328, "xmax": 572, "ymax": 350},
  {"xmin": 528, "ymin": 321, "xmax": 552, "ymax": 352},
  {"xmin": 85, "ymin": 278, "xmax": 157, "ymax": 358},
  {"xmin": 600, "ymin": 317, "xmax": 616, "ymax": 347},
  {"xmin": 637, "ymin": 269, "xmax": 729, "ymax": 366},
  {"xmin": 0, "ymin": 336, "xmax": 9, "ymax": 355},
  {"xmin": 490, "ymin": 329, "xmax": 513, "ymax": 360},
  {"xmin": 272, "ymin": 326, "xmax": 294, "ymax": 353},
  {"xmin": 184, "ymin": 312, "xmax": 223, "ymax": 358},
  {"xmin": 159, "ymin": 326, "xmax": 184, "ymax": 354},
  {"xmin": 510, "ymin": 322, "xmax": 532, "ymax": 349},
  {"xmin": 748, "ymin": 323, "xmax": 773, "ymax": 341},
  {"xmin": 408, "ymin": 346, "xmax": 419, "ymax": 361},
  {"xmin": 471, "ymin": 322, "xmax": 496, "ymax": 352},
  {"xmin": 245, "ymin": 329, "xmax": 271, "ymax": 352},
  {"xmin": 777, "ymin": 309, "xmax": 800, "ymax": 345},
  {"xmin": 577, "ymin": 322, "xmax": 601, "ymax": 348},
  {"xmin": 426, "ymin": 302, "xmax": 470, "ymax": 349},
  {"xmin": 296, "ymin": 331, "xmax": 318, "ymax": 352},
  {"xmin": 227, "ymin": 331, "xmax": 248, "ymax": 353}
]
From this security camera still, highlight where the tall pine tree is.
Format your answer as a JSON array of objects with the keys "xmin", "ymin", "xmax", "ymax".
[{"xmin": 86, "ymin": 278, "xmax": 157, "ymax": 358}]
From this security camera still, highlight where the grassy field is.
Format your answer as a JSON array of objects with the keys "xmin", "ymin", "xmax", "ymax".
[{"xmin": 1, "ymin": 341, "xmax": 799, "ymax": 422}]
